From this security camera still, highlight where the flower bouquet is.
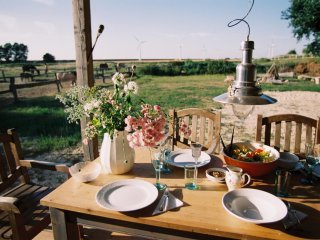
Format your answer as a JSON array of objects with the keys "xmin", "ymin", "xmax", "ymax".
[
  {"xmin": 57, "ymin": 67, "xmax": 168, "ymax": 174},
  {"xmin": 56, "ymin": 71, "xmax": 140, "ymax": 143}
]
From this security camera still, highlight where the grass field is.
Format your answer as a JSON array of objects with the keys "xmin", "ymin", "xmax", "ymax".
[{"xmin": 1, "ymin": 60, "xmax": 320, "ymax": 157}]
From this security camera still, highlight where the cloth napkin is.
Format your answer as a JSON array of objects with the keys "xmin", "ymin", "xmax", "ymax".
[
  {"xmin": 152, "ymin": 190, "xmax": 184, "ymax": 216},
  {"xmin": 282, "ymin": 208, "xmax": 308, "ymax": 230}
]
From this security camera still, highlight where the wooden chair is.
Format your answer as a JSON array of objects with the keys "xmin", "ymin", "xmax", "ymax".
[
  {"xmin": 0, "ymin": 129, "xmax": 71, "ymax": 240},
  {"xmin": 169, "ymin": 108, "xmax": 221, "ymax": 154},
  {"xmin": 256, "ymin": 114, "xmax": 320, "ymax": 158}
]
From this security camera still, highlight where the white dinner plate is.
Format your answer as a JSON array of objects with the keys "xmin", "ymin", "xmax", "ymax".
[
  {"xmin": 166, "ymin": 149, "xmax": 211, "ymax": 168},
  {"xmin": 222, "ymin": 188, "xmax": 287, "ymax": 224},
  {"xmin": 96, "ymin": 179, "xmax": 158, "ymax": 212}
]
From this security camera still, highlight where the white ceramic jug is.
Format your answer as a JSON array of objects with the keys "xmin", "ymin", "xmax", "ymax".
[{"xmin": 225, "ymin": 165, "xmax": 251, "ymax": 191}]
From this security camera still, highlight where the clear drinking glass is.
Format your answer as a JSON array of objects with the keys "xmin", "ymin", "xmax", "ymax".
[
  {"xmin": 275, "ymin": 170, "xmax": 291, "ymax": 197},
  {"xmin": 301, "ymin": 143, "xmax": 319, "ymax": 184},
  {"xmin": 160, "ymin": 136, "xmax": 173, "ymax": 174},
  {"xmin": 184, "ymin": 164, "xmax": 197, "ymax": 190},
  {"xmin": 151, "ymin": 149, "xmax": 167, "ymax": 190},
  {"xmin": 190, "ymin": 143, "xmax": 202, "ymax": 190}
]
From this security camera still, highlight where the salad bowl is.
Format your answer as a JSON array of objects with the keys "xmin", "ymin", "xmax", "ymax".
[{"xmin": 222, "ymin": 142, "xmax": 280, "ymax": 177}]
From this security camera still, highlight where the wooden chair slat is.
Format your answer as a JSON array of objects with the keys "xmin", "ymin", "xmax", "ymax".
[
  {"xmin": 7, "ymin": 129, "xmax": 24, "ymax": 162},
  {"xmin": 191, "ymin": 115, "xmax": 197, "ymax": 142},
  {"xmin": 274, "ymin": 121, "xmax": 281, "ymax": 151},
  {"xmin": 207, "ymin": 120, "xmax": 214, "ymax": 146},
  {"xmin": 199, "ymin": 116, "xmax": 206, "ymax": 145},
  {"xmin": 255, "ymin": 114, "xmax": 263, "ymax": 143},
  {"xmin": 213, "ymin": 112, "xmax": 221, "ymax": 154},
  {"xmin": 316, "ymin": 117, "xmax": 320, "ymax": 144},
  {"xmin": 0, "ymin": 154, "xmax": 8, "ymax": 183},
  {"xmin": 294, "ymin": 122, "xmax": 302, "ymax": 153},
  {"xmin": 2, "ymin": 142, "xmax": 17, "ymax": 175},
  {"xmin": 306, "ymin": 125, "xmax": 313, "ymax": 146},
  {"xmin": 0, "ymin": 168, "xmax": 27, "ymax": 194},
  {"xmin": 264, "ymin": 123, "xmax": 271, "ymax": 146},
  {"xmin": 284, "ymin": 121, "xmax": 292, "ymax": 152}
]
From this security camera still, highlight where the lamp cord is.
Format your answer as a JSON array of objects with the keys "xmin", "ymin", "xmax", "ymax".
[{"xmin": 227, "ymin": 0, "xmax": 254, "ymax": 40}]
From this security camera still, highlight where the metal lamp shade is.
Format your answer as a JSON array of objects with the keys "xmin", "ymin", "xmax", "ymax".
[{"xmin": 213, "ymin": 40, "xmax": 277, "ymax": 105}]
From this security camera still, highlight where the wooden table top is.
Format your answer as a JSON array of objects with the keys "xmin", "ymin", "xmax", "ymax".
[{"xmin": 41, "ymin": 147, "xmax": 320, "ymax": 240}]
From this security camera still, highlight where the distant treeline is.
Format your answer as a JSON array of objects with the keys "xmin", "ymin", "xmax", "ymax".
[{"xmin": 136, "ymin": 60, "xmax": 269, "ymax": 76}]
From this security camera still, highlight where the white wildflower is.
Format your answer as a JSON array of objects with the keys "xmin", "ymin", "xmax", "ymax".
[
  {"xmin": 84, "ymin": 100, "xmax": 101, "ymax": 114},
  {"xmin": 112, "ymin": 72, "xmax": 125, "ymax": 86},
  {"xmin": 124, "ymin": 81, "xmax": 138, "ymax": 94},
  {"xmin": 92, "ymin": 99, "xmax": 101, "ymax": 108},
  {"xmin": 84, "ymin": 102, "xmax": 93, "ymax": 112}
]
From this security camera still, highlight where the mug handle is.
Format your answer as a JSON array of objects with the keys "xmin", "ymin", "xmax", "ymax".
[{"xmin": 241, "ymin": 173, "xmax": 251, "ymax": 187}]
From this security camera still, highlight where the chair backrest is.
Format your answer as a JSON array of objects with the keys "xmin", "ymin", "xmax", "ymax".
[
  {"xmin": 0, "ymin": 129, "xmax": 29, "ymax": 193},
  {"xmin": 256, "ymin": 114, "xmax": 320, "ymax": 156},
  {"xmin": 169, "ymin": 108, "xmax": 221, "ymax": 154}
]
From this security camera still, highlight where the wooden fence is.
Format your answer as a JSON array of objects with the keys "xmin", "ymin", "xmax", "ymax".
[{"xmin": 0, "ymin": 77, "xmax": 62, "ymax": 102}]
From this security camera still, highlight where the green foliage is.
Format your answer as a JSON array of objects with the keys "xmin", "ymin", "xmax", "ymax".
[
  {"xmin": 287, "ymin": 49, "xmax": 297, "ymax": 55},
  {"xmin": 0, "ymin": 42, "xmax": 28, "ymax": 62},
  {"xmin": 255, "ymin": 65, "xmax": 268, "ymax": 74},
  {"xmin": 137, "ymin": 60, "xmax": 237, "ymax": 76},
  {"xmin": 282, "ymin": 0, "xmax": 320, "ymax": 56},
  {"xmin": 206, "ymin": 60, "xmax": 236, "ymax": 74},
  {"xmin": 43, "ymin": 53, "xmax": 55, "ymax": 63},
  {"xmin": 0, "ymin": 96, "xmax": 81, "ymax": 156}
]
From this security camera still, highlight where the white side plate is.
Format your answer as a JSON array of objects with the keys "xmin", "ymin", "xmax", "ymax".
[
  {"xmin": 222, "ymin": 188, "xmax": 287, "ymax": 224},
  {"xmin": 96, "ymin": 179, "xmax": 158, "ymax": 212},
  {"xmin": 166, "ymin": 149, "xmax": 211, "ymax": 168}
]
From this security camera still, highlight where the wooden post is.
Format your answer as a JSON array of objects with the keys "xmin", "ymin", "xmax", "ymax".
[
  {"xmin": 9, "ymin": 77, "xmax": 18, "ymax": 102},
  {"xmin": 72, "ymin": 0, "xmax": 99, "ymax": 161},
  {"xmin": 1, "ymin": 70, "xmax": 6, "ymax": 82}
]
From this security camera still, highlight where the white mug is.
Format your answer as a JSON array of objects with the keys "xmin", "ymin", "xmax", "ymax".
[{"xmin": 225, "ymin": 165, "xmax": 251, "ymax": 191}]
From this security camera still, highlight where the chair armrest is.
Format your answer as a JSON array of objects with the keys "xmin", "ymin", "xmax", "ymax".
[
  {"xmin": 20, "ymin": 159, "xmax": 71, "ymax": 178},
  {"xmin": 0, "ymin": 197, "xmax": 21, "ymax": 213}
]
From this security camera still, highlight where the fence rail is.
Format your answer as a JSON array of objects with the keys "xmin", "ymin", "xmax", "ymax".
[{"xmin": 0, "ymin": 77, "xmax": 62, "ymax": 102}]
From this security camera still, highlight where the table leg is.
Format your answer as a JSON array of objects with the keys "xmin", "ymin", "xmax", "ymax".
[{"xmin": 49, "ymin": 207, "xmax": 81, "ymax": 240}]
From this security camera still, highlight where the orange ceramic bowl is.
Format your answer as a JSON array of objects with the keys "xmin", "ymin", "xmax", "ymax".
[{"xmin": 222, "ymin": 142, "xmax": 280, "ymax": 177}]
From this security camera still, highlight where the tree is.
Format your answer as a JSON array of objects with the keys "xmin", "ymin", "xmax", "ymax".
[
  {"xmin": 12, "ymin": 43, "xmax": 28, "ymax": 62},
  {"xmin": 43, "ymin": 53, "xmax": 55, "ymax": 63},
  {"xmin": 282, "ymin": 0, "xmax": 320, "ymax": 56},
  {"xmin": 0, "ymin": 42, "xmax": 28, "ymax": 62},
  {"xmin": 287, "ymin": 49, "xmax": 297, "ymax": 55},
  {"xmin": 3, "ymin": 43, "xmax": 13, "ymax": 62}
]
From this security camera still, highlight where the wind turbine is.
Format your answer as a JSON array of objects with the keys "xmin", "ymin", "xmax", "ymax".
[
  {"xmin": 178, "ymin": 43, "xmax": 183, "ymax": 60},
  {"xmin": 202, "ymin": 45, "xmax": 207, "ymax": 60},
  {"xmin": 134, "ymin": 36, "xmax": 147, "ymax": 61},
  {"xmin": 269, "ymin": 38, "xmax": 276, "ymax": 59}
]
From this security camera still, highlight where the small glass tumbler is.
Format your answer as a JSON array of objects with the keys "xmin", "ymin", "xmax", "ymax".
[
  {"xmin": 184, "ymin": 164, "xmax": 199, "ymax": 190},
  {"xmin": 275, "ymin": 170, "xmax": 292, "ymax": 197},
  {"xmin": 150, "ymin": 149, "xmax": 167, "ymax": 190}
]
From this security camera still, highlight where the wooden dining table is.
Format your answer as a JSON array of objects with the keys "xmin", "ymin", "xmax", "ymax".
[{"xmin": 41, "ymin": 147, "xmax": 320, "ymax": 240}]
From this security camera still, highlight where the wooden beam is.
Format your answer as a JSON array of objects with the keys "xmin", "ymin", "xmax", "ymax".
[{"xmin": 72, "ymin": 0, "xmax": 99, "ymax": 161}]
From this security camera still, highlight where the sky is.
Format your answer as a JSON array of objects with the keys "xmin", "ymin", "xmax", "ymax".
[{"xmin": 0, "ymin": 0, "xmax": 310, "ymax": 61}]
